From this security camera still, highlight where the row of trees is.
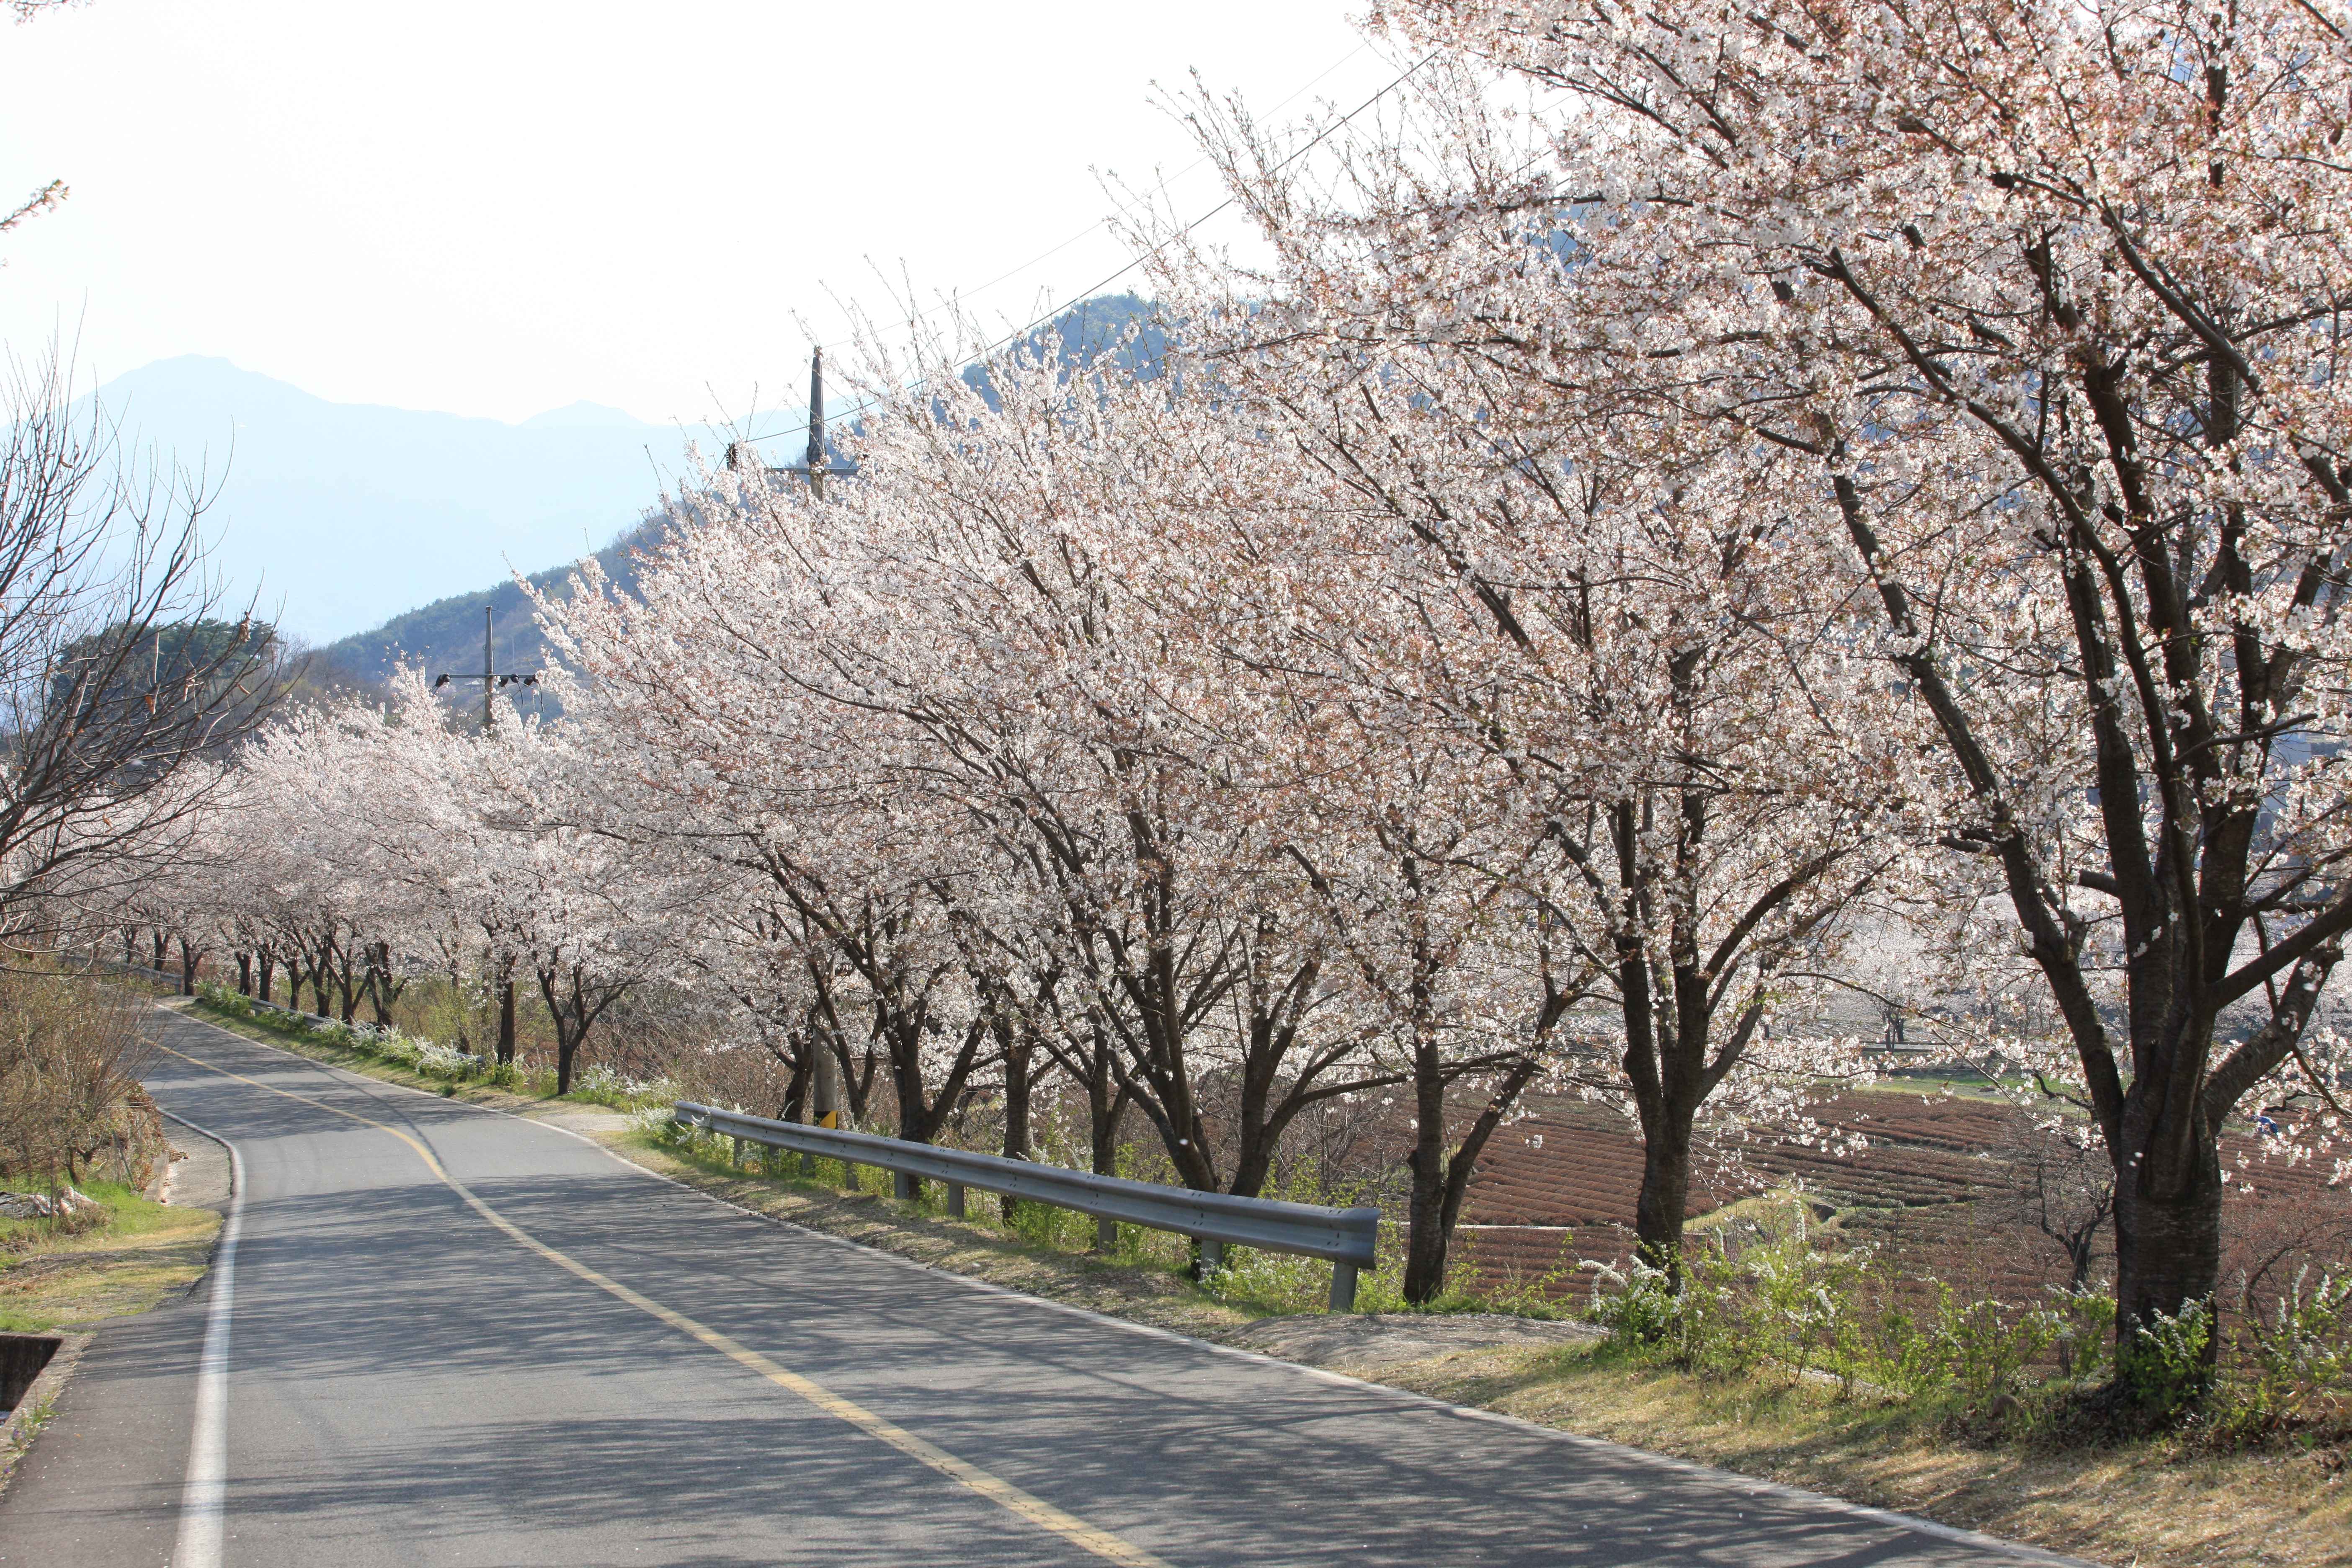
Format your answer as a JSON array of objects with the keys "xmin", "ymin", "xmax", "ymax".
[{"xmin": 92, "ymin": 0, "xmax": 2352, "ymax": 1366}]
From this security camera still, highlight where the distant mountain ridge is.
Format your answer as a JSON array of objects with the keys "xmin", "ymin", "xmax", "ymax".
[
  {"xmin": 85, "ymin": 356, "xmax": 794, "ymax": 646},
  {"xmin": 318, "ymin": 294, "xmax": 1165, "ymax": 709}
]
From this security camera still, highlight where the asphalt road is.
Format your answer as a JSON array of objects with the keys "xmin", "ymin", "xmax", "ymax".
[{"xmin": 0, "ymin": 1007, "xmax": 2076, "ymax": 1567}]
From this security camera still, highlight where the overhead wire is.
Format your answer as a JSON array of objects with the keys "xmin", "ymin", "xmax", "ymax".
[
  {"xmin": 827, "ymin": 41, "xmax": 1376, "ymax": 355},
  {"xmin": 737, "ymin": 46, "xmax": 1438, "ymax": 451}
]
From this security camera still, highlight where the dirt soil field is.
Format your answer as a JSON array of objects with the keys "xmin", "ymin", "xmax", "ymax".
[{"xmin": 1454, "ymin": 1086, "xmax": 2352, "ymax": 1309}]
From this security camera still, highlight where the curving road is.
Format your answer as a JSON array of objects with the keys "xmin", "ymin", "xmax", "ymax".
[{"xmin": 0, "ymin": 1006, "xmax": 2077, "ymax": 1567}]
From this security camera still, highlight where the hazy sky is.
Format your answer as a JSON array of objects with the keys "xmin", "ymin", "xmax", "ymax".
[{"xmin": 0, "ymin": 0, "xmax": 1393, "ymax": 429}]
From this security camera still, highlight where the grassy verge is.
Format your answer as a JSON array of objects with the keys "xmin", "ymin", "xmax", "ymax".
[
  {"xmin": 1372, "ymin": 1340, "xmax": 2351, "ymax": 1566},
  {"xmin": 0, "ymin": 1179, "xmax": 220, "ymax": 1333}
]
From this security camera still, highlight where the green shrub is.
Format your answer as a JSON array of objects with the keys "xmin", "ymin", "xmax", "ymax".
[{"xmin": 2117, "ymin": 1300, "xmax": 2215, "ymax": 1419}]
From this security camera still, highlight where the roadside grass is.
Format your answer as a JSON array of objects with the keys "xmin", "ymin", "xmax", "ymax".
[
  {"xmin": 0, "ymin": 1177, "xmax": 219, "ymax": 1333},
  {"xmin": 1373, "ymin": 1337, "xmax": 2352, "ymax": 1567}
]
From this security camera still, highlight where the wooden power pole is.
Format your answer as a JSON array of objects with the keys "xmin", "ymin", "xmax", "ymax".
[{"xmin": 433, "ymin": 606, "xmax": 538, "ymax": 1065}]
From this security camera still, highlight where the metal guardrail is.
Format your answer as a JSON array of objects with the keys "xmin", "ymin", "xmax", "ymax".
[
  {"xmin": 673, "ymin": 1101, "xmax": 1379, "ymax": 1310},
  {"xmin": 92, "ymin": 959, "xmax": 189, "ymax": 990}
]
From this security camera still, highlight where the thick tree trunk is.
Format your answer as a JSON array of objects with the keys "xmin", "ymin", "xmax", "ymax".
[
  {"xmin": 779, "ymin": 1051, "xmax": 807, "ymax": 1124},
  {"xmin": 1632, "ymin": 1113, "xmax": 1696, "ymax": 1285},
  {"xmin": 177, "ymin": 939, "xmax": 198, "ymax": 997},
  {"xmin": 237, "ymin": 953, "xmax": 252, "ymax": 996},
  {"xmin": 2112, "ymin": 1139, "xmax": 2224, "ymax": 1344},
  {"xmin": 557, "ymin": 1029, "xmax": 579, "ymax": 1096},
  {"xmin": 1399, "ymin": 1055, "xmax": 1538, "ymax": 1305},
  {"xmin": 1002, "ymin": 1034, "xmax": 1034, "ymax": 1164},
  {"xmin": 367, "ymin": 942, "xmax": 392, "ymax": 1027},
  {"xmin": 1081, "ymin": 1063, "xmax": 1130, "ymax": 1243},
  {"xmin": 258, "ymin": 948, "xmax": 274, "ymax": 1004}
]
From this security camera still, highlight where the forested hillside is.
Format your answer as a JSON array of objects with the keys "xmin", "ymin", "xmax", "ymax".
[{"xmin": 315, "ymin": 294, "xmax": 1162, "ymax": 711}]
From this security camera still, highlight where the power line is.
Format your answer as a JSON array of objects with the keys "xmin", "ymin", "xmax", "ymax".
[
  {"xmin": 815, "ymin": 41, "xmax": 1377, "ymax": 360},
  {"xmin": 738, "ymin": 48, "xmax": 1437, "ymax": 452}
]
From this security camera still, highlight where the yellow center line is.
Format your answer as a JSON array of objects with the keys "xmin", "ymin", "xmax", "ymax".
[{"xmin": 154, "ymin": 1037, "xmax": 1176, "ymax": 1568}]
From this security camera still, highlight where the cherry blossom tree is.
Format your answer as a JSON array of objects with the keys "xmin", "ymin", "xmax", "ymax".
[{"xmin": 1333, "ymin": 0, "xmax": 2352, "ymax": 1345}]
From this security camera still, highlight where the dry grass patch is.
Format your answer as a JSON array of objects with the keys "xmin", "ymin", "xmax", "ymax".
[
  {"xmin": 0, "ymin": 1185, "xmax": 219, "ymax": 1333},
  {"xmin": 1367, "ymin": 1340, "xmax": 2352, "ymax": 1568}
]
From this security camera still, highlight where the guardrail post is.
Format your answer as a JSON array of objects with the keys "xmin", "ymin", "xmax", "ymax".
[
  {"xmin": 1329, "ymin": 1261, "xmax": 1359, "ymax": 1313},
  {"xmin": 892, "ymin": 1170, "xmax": 916, "ymax": 1202},
  {"xmin": 945, "ymin": 1181, "xmax": 965, "ymax": 1219},
  {"xmin": 1198, "ymin": 1238, "xmax": 1224, "ymax": 1271},
  {"xmin": 1094, "ymin": 1214, "xmax": 1116, "ymax": 1250},
  {"xmin": 800, "ymin": 1150, "xmax": 815, "ymax": 1177}
]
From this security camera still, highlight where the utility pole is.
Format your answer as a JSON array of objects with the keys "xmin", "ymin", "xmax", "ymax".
[
  {"xmin": 719, "ymin": 349, "xmax": 851, "ymax": 1145},
  {"xmin": 434, "ymin": 608, "xmax": 539, "ymax": 727},
  {"xmin": 433, "ymin": 606, "xmax": 539, "ymax": 1066},
  {"xmin": 724, "ymin": 348, "xmax": 858, "ymax": 491},
  {"xmin": 805, "ymin": 346, "xmax": 828, "ymax": 502}
]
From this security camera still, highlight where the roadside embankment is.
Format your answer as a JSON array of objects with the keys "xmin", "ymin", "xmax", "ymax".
[{"xmin": 0, "ymin": 1113, "xmax": 228, "ymax": 1497}]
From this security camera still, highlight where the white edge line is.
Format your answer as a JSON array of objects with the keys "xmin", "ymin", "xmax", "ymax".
[
  {"xmin": 160, "ymin": 1003, "xmax": 2091, "ymax": 1568},
  {"xmin": 155, "ymin": 1106, "xmax": 243, "ymax": 1568}
]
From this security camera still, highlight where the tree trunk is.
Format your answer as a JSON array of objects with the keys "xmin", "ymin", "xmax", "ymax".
[
  {"xmin": 258, "ymin": 948, "xmax": 274, "ymax": 1004},
  {"xmin": 1632, "ymin": 1112, "xmax": 1696, "ymax": 1286},
  {"xmin": 1083, "ymin": 1064, "xmax": 1131, "ymax": 1245},
  {"xmin": 237, "ymin": 953, "xmax": 252, "ymax": 996},
  {"xmin": 1086, "ymin": 1057, "xmax": 1127, "ymax": 1176},
  {"xmin": 999, "ymin": 1026, "xmax": 1033, "ymax": 1223},
  {"xmin": 367, "ymin": 942, "xmax": 392, "ymax": 1027},
  {"xmin": 1400, "ymin": 1039, "xmax": 1451, "ymax": 1305},
  {"xmin": 177, "ymin": 939, "xmax": 198, "ymax": 997},
  {"xmin": 497, "ymin": 970, "xmax": 517, "ymax": 1066},
  {"xmin": 2112, "ymin": 1138, "xmax": 2225, "ymax": 1345},
  {"xmin": 309, "ymin": 943, "xmax": 335, "ymax": 1015}
]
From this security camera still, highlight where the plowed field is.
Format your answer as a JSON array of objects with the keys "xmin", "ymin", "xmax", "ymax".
[{"xmin": 1448, "ymin": 1087, "xmax": 2350, "ymax": 1306}]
